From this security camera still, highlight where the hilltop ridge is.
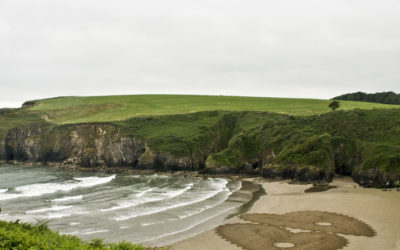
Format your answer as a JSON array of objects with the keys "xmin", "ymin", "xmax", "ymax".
[{"xmin": 22, "ymin": 94, "xmax": 399, "ymax": 124}]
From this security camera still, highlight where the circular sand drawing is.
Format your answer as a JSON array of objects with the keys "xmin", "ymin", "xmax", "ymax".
[
  {"xmin": 217, "ymin": 223, "xmax": 347, "ymax": 250},
  {"xmin": 217, "ymin": 211, "xmax": 376, "ymax": 250},
  {"xmin": 241, "ymin": 211, "xmax": 375, "ymax": 237}
]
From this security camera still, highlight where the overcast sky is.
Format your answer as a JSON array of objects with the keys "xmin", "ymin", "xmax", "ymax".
[{"xmin": 0, "ymin": 0, "xmax": 399, "ymax": 108}]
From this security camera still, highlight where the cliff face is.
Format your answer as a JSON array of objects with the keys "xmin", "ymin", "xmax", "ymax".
[
  {"xmin": 1, "ymin": 124, "xmax": 142, "ymax": 167},
  {"xmin": 0, "ymin": 123, "xmax": 206, "ymax": 171},
  {"xmin": 4, "ymin": 125, "xmax": 43, "ymax": 162},
  {"xmin": 0, "ymin": 110, "xmax": 399, "ymax": 188},
  {"xmin": 44, "ymin": 124, "xmax": 146, "ymax": 167}
]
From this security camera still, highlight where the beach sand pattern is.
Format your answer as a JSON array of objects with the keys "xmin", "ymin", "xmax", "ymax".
[
  {"xmin": 217, "ymin": 211, "xmax": 375, "ymax": 250},
  {"xmin": 241, "ymin": 211, "xmax": 376, "ymax": 237},
  {"xmin": 217, "ymin": 223, "xmax": 347, "ymax": 250}
]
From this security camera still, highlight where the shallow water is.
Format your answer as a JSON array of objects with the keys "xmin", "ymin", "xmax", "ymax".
[{"xmin": 0, "ymin": 164, "xmax": 253, "ymax": 246}]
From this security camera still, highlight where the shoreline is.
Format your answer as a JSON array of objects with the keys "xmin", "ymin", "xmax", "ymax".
[
  {"xmin": 168, "ymin": 176, "xmax": 400, "ymax": 250},
  {"xmin": 143, "ymin": 180, "xmax": 264, "ymax": 247},
  {"xmin": 0, "ymin": 161, "xmax": 332, "ymax": 185},
  {"xmin": 2, "ymin": 163, "xmax": 400, "ymax": 249},
  {"xmin": 0, "ymin": 163, "xmax": 264, "ymax": 247}
]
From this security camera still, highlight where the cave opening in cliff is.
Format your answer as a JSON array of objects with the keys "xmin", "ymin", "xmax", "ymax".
[
  {"xmin": 334, "ymin": 156, "xmax": 353, "ymax": 176},
  {"xmin": 333, "ymin": 150, "xmax": 357, "ymax": 177},
  {"xmin": 335, "ymin": 164, "xmax": 353, "ymax": 176},
  {"xmin": 5, "ymin": 152, "xmax": 14, "ymax": 161}
]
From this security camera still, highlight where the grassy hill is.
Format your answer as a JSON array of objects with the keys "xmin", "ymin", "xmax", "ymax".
[
  {"xmin": 26, "ymin": 95, "xmax": 399, "ymax": 124},
  {"xmin": 1, "ymin": 95, "xmax": 400, "ymax": 188}
]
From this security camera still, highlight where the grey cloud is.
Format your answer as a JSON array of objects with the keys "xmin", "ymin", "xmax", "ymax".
[{"xmin": 0, "ymin": 0, "xmax": 399, "ymax": 107}]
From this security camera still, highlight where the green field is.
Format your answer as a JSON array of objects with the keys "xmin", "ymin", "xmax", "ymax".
[{"xmin": 28, "ymin": 95, "xmax": 399, "ymax": 124}]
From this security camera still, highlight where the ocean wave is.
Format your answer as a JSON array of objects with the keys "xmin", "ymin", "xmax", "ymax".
[
  {"xmin": 65, "ymin": 229, "xmax": 109, "ymax": 236},
  {"xmin": 178, "ymin": 181, "xmax": 242, "ymax": 219},
  {"xmin": 0, "ymin": 189, "xmax": 7, "ymax": 193},
  {"xmin": 143, "ymin": 181, "xmax": 242, "ymax": 225},
  {"xmin": 114, "ymin": 181, "xmax": 228, "ymax": 221},
  {"xmin": 51, "ymin": 195, "xmax": 83, "ymax": 202},
  {"xmin": 100, "ymin": 183, "xmax": 193, "ymax": 212},
  {"xmin": 0, "ymin": 175, "xmax": 115, "ymax": 201},
  {"xmin": 145, "ymin": 206, "xmax": 237, "ymax": 242},
  {"xmin": 80, "ymin": 229, "xmax": 109, "ymax": 235},
  {"xmin": 100, "ymin": 191, "xmax": 160, "ymax": 212},
  {"xmin": 164, "ymin": 183, "xmax": 194, "ymax": 199},
  {"xmin": 26, "ymin": 205, "xmax": 72, "ymax": 214},
  {"xmin": 45, "ymin": 210, "xmax": 88, "ymax": 219},
  {"xmin": 46, "ymin": 213, "xmax": 72, "ymax": 219},
  {"xmin": 136, "ymin": 188, "xmax": 154, "ymax": 197}
]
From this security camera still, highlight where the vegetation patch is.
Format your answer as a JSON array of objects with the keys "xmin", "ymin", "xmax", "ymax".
[
  {"xmin": 0, "ymin": 220, "xmax": 145, "ymax": 250},
  {"xmin": 334, "ymin": 91, "xmax": 400, "ymax": 105}
]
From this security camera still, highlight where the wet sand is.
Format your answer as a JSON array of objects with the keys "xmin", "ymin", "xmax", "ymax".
[{"xmin": 168, "ymin": 176, "xmax": 400, "ymax": 250}]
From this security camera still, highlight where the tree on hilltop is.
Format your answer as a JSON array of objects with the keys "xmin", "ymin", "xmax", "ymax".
[{"xmin": 329, "ymin": 100, "xmax": 340, "ymax": 111}]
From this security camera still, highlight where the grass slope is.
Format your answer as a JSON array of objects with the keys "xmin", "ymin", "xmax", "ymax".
[
  {"xmin": 0, "ymin": 220, "xmax": 144, "ymax": 250},
  {"xmin": 28, "ymin": 95, "xmax": 399, "ymax": 124}
]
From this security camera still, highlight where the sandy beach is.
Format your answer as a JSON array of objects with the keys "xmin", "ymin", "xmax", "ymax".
[{"xmin": 168, "ymin": 176, "xmax": 400, "ymax": 250}]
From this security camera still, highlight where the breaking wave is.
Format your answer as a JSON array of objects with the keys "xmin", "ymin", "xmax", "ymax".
[{"xmin": 0, "ymin": 175, "xmax": 115, "ymax": 201}]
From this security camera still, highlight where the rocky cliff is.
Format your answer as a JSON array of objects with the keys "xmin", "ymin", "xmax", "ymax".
[
  {"xmin": 1, "ymin": 110, "xmax": 399, "ymax": 188},
  {"xmin": 0, "ymin": 122, "xmax": 212, "ymax": 171}
]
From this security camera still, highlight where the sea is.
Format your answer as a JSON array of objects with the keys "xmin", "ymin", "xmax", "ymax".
[{"xmin": 0, "ymin": 164, "xmax": 254, "ymax": 246}]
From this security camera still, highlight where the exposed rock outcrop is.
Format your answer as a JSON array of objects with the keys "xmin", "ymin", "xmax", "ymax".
[
  {"xmin": 43, "ymin": 124, "xmax": 146, "ymax": 168},
  {"xmin": 4, "ymin": 125, "xmax": 43, "ymax": 162},
  {"xmin": 0, "ymin": 140, "xmax": 6, "ymax": 160}
]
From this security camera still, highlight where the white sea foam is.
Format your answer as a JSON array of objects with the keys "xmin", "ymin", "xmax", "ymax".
[
  {"xmin": 145, "ymin": 181, "xmax": 242, "ymax": 225},
  {"xmin": 0, "ymin": 175, "xmax": 115, "ymax": 201},
  {"xmin": 100, "ymin": 194, "xmax": 160, "ymax": 212},
  {"xmin": 114, "ymin": 181, "xmax": 228, "ymax": 221},
  {"xmin": 66, "ymin": 229, "xmax": 109, "ymax": 235},
  {"xmin": 136, "ymin": 188, "xmax": 154, "ymax": 197},
  {"xmin": 81, "ymin": 229, "xmax": 109, "ymax": 235},
  {"xmin": 100, "ymin": 200, "xmax": 142, "ymax": 212},
  {"xmin": 26, "ymin": 205, "xmax": 72, "ymax": 214},
  {"xmin": 168, "ymin": 183, "xmax": 194, "ymax": 198},
  {"xmin": 46, "ymin": 213, "xmax": 72, "ymax": 219},
  {"xmin": 51, "ymin": 195, "xmax": 83, "ymax": 202},
  {"xmin": 141, "ymin": 222, "xmax": 157, "ymax": 226},
  {"xmin": 70, "ymin": 222, "xmax": 80, "ymax": 226},
  {"xmin": 146, "ymin": 206, "xmax": 237, "ymax": 242},
  {"xmin": 45, "ymin": 210, "xmax": 88, "ymax": 219},
  {"xmin": 100, "ymin": 183, "xmax": 193, "ymax": 212},
  {"xmin": 0, "ymin": 189, "xmax": 7, "ymax": 193},
  {"xmin": 179, "ymin": 181, "xmax": 241, "ymax": 219}
]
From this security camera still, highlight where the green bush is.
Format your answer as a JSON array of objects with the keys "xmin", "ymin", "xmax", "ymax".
[{"xmin": 0, "ymin": 220, "xmax": 146, "ymax": 250}]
